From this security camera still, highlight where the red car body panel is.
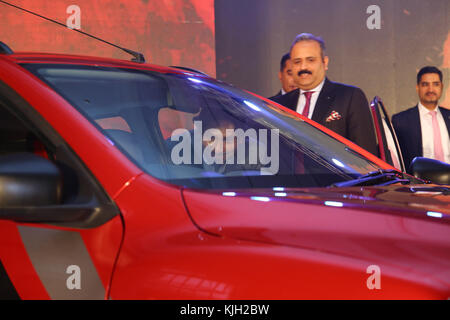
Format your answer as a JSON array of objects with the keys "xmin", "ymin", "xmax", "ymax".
[
  {"xmin": 0, "ymin": 221, "xmax": 50, "ymax": 299},
  {"xmin": 0, "ymin": 52, "xmax": 449, "ymax": 299},
  {"xmin": 0, "ymin": 217, "xmax": 123, "ymax": 299},
  {"xmin": 78, "ymin": 217, "xmax": 124, "ymax": 297},
  {"xmin": 107, "ymin": 177, "xmax": 450, "ymax": 299},
  {"xmin": 182, "ymin": 188, "xmax": 450, "ymax": 296}
]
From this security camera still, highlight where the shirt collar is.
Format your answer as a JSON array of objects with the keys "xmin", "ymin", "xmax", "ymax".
[
  {"xmin": 300, "ymin": 78, "xmax": 325, "ymax": 95},
  {"xmin": 418, "ymin": 102, "xmax": 439, "ymax": 116}
]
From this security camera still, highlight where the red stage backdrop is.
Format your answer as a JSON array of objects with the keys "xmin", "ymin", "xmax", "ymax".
[{"xmin": 0, "ymin": 0, "xmax": 215, "ymax": 76}]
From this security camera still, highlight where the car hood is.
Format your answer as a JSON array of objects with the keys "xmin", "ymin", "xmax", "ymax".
[
  {"xmin": 182, "ymin": 184, "xmax": 450, "ymax": 289},
  {"xmin": 183, "ymin": 184, "xmax": 450, "ymax": 235}
]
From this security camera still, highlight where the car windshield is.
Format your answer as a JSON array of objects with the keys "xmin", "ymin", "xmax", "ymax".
[{"xmin": 23, "ymin": 63, "xmax": 382, "ymax": 189}]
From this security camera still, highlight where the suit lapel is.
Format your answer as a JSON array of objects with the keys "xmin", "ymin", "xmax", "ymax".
[
  {"xmin": 410, "ymin": 105, "xmax": 422, "ymax": 156},
  {"xmin": 286, "ymin": 89, "xmax": 300, "ymax": 111},
  {"xmin": 311, "ymin": 78, "xmax": 335, "ymax": 123}
]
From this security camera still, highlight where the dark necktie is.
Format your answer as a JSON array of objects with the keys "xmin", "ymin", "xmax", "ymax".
[{"xmin": 302, "ymin": 91, "xmax": 314, "ymax": 118}]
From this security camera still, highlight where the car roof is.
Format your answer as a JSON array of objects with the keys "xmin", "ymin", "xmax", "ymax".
[{"xmin": 3, "ymin": 51, "xmax": 204, "ymax": 76}]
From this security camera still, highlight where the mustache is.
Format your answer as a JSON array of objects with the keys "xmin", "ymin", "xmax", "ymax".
[{"xmin": 298, "ymin": 70, "xmax": 312, "ymax": 76}]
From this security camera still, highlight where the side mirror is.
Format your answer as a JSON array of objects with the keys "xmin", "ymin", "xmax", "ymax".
[
  {"xmin": 0, "ymin": 153, "xmax": 62, "ymax": 206},
  {"xmin": 410, "ymin": 157, "xmax": 450, "ymax": 185}
]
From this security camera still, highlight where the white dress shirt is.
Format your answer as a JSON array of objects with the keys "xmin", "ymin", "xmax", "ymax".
[
  {"xmin": 295, "ymin": 79, "xmax": 325, "ymax": 118},
  {"xmin": 418, "ymin": 102, "xmax": 450, "ymax": 163}
]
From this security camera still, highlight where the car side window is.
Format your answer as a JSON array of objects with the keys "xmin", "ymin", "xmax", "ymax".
[{"xmin": 0, "ymin": 104, "xmax": 50, "ymax": 159}]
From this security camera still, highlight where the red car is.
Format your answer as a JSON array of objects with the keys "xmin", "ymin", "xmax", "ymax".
[{"xmin": 0, "ymin": 41, "xmax": 449, "ymax": 300}]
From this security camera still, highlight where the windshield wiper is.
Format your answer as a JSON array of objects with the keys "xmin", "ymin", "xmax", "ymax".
[{"xmin": 330, "ymin": 169, "xmax": 410, "ymax": 187}]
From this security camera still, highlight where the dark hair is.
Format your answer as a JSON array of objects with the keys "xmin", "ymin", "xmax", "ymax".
[
  {"xmin": 280, "ymin": 52, "xmax": 290, "ymax": 71},
  {"xmin": 417, "ymin": 66, "xmax": 443, "ymax": 84},
  {"xmin": 290, "ymin": 33, "xmax": 326, "ymax": 59}
]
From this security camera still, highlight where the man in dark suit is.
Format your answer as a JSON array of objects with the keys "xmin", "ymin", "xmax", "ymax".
[
  {"xmin": 270, "ymin": 33, "xmax": 378, "ymax": 156},
  {"xmin": 392, "ymin": 66, "xmax": 450, "ymax": 172},
  {"xmin": 268, "ymin": 53, "xmax": 298, "ymax": 100}
]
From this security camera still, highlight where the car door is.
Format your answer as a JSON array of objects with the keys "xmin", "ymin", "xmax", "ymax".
[{"xmin": 0, "ymin": 79, "xmax": 125, "ymax": 300}]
